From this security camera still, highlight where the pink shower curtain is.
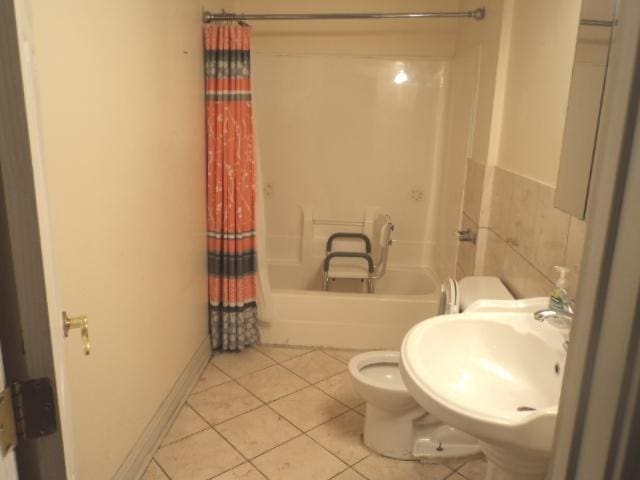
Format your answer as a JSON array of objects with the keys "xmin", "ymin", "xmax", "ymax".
[{"xmin": 205, "ymin": 24, "xmax": 259, "ymax": 351}]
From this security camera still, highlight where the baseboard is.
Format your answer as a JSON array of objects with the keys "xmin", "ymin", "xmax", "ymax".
[{"xmin": 113, "ymin": 336, "xmax": 211, "ymax": 480}]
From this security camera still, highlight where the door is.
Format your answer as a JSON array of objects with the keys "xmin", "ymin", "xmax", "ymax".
[
  {"xmin": 0, "ymin": 343, "xmax": 18, "ymax": 480},
  {"xmin": 0, "ymin": 0, "xmax": 73, "ymax": 477},
  {"xmin": 9, "ymin": 0, "xmax": 209, "ymax": 477}
]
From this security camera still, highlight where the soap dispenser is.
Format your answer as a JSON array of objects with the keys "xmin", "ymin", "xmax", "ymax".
[{"xmin": 549, "ymin": 266, "xmax": 571, "ymax": 312}]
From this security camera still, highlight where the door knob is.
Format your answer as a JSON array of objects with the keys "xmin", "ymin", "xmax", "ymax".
[{"xmin": 62, "ymin": 312, "xmax": 90, "ymax": 355}]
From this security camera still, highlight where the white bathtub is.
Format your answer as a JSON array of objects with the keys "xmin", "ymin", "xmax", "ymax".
[{"xmin": 261, "ymin": 262, "xmax": 441, "ymax": 349}]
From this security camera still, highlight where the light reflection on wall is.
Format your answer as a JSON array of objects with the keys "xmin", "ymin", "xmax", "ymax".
[{"xmin": 394, "ymin": 69, "xmax": 409, "ymax": 85}]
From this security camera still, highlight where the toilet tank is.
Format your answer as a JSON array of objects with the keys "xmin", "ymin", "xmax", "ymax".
[{"xmin": 439, "ymin": 276, "xmax": 513, "ymax": 315}]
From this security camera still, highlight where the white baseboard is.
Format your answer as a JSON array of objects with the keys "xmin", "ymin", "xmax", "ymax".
[{"xmin": 113, "ymin": 336, "xmax": 211, "ymax": 480}]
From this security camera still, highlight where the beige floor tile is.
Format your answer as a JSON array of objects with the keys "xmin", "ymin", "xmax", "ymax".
[
  {"xmin": 282, "ymin": 351, "xmax": 346, "ymax": 383},
  {"xmin": 308, "ymin": 411, "xmax": 369, "ymax": 465},
  {"xmin": 255, "ymin": 344, "xmax": 313, "ymax": 363},
  {"xmin": 441, "ymin": 460, "xmax": 465, "ymax": 470},
  {"xmin": 354, "ymin": 454, "xmax": 453, "ymax": 480},
  {"xmin": 189, "ymin": 381, "xmax": 262, "ymax": 425},
  {"xmin": 192, "ymin": 362, "xmax": 231, "ymax": 394},
  {"xmin": 457, "ymin": 459, "xmax": 487, "ymax": 480},
  {"xmin": 331, "ymin": 470, "xmax": 366, "ymax": 480},
  {"xmin": 213, "ymin": 462, "xmax": 268, "ymax": 479},
  {"xmin": 322, "ymin": 349, "xmax": 363, "ymax": 364},
  {"xmin": 212, "ymin": 349, "xmax": 275, "ymax": 378},
  {"xmin": 354, "ymin": 403, "xmax": 366, "ymax": 416},
  {"xmin": 237, "ymin": 365, "xmax": 308, "ymax": 402},
  {"xmin": 161, "ymin": 405, "xmax": 209, "ymax": 446},
  {"xmin": 155, "ymin": 429, "xmax": 244, "ymax": 480},
  {"xmin": 316, "ymin": 372, "xmax": 363, "ymax": 407},
  {"xmin": 252, "ymin": 435, "xmax": 346, "ymax": 480},
  {"xmin": 447, "ymin": 475, "xmax": 467, "ymax": 480},
  {"xmin": 216, "ymin": 406, "xmax": 300, "ymax": 458},
  {"xmin": 270, "ymin": 386, "xmax": 348, "ymax": 431},
  {"xmin": 141, "ymin": 460, "xmax": 168, "ymax": 480}
]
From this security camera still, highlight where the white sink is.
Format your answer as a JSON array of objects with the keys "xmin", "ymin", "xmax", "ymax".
[{"xmin": 400, "ymin": 312, "xmax": 566, "ymax": 480}]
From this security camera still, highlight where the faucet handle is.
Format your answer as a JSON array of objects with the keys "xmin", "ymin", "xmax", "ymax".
[{"xmin": 533, "ymin": 308, "xmax": 572, "ymax": 329}]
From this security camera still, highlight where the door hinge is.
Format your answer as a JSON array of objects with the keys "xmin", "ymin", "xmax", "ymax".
[
  {"xmin": 0, "ymin": 387, "xmax": 17, "ymax": 456},
  {"xmin": 0, "ymin": 378, "xmax": 57, "ymax": 456}
]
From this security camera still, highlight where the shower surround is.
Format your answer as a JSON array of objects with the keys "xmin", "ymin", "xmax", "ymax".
[
  {"xmin": 250, "ymin": 53, "xmax": 449, "ymax": 348},
  {"xmin": 253, "ymin": 54, "xmax": 449, "ymax": 269}
]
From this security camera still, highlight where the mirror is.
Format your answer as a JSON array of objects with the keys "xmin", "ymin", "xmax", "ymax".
[{"xmin": 554, "ymin": 0, "xmax": 617, "ymax": 219}]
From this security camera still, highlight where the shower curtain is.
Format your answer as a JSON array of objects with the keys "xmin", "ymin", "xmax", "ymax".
[{"xmin": 205, "ymin": 24, "xmax": 260, "ymax": 351}]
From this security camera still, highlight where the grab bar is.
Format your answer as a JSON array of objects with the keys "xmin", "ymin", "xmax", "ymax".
[{"xmin": 326, "ymin": 232, "xmax": 372, "ymax": 253}]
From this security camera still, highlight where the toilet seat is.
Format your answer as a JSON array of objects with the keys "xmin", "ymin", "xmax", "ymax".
[
  {"xmin": 350, "ymin": 351, "xmax": 405, "ymax": 392},
  {"xmin": 349, "ymin": 351, "xmax": 417, "ymax": 411}
]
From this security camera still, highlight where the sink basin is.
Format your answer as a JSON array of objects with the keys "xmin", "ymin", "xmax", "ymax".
[{"xmin": 400, "ymin": 312, "xmax": 566, "ymax": 479}]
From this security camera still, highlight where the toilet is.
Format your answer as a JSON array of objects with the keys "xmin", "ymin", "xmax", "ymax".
[{"xmin": 349, "ymin": 276, "xmax": 513, "ymax": 461}]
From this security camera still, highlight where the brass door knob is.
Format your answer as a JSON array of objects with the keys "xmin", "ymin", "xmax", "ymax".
[{"xmin": 62, "ymin": 312, "xmax": 90, "ymax": 355}]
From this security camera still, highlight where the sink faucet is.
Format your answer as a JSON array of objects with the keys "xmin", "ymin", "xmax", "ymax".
[
  {"xmin": 534, "ymin": 302, "xmax": 573, "ymax": 350},
  {"xmin": 534, "ymin": 302, "xmax": 573, "ymax": 324}
]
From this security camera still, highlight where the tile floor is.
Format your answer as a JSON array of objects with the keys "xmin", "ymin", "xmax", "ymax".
[{"xmin": 143, "ymin": 345, "xmax": 487, "ymax": 480}]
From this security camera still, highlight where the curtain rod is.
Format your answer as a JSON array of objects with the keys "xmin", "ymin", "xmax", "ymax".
[{"xmin": 203, "ymin": 8, "xmax": 486, "ymax": 23}]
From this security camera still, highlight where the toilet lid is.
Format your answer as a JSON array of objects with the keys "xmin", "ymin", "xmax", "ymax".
[
  {"xmin": 458, "ymin": 276, "xmax": 513, "ymax": 311},
  {"xmin": 439, "ymin": 276, "xmax": 514, "ymax": 315}
]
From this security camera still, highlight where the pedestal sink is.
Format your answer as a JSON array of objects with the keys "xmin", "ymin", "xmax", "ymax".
[{"xmin": 400, "ymin": 312, "xmax": 566, "ymax": 480}]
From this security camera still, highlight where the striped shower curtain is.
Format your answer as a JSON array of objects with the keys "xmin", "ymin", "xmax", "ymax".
[{"xmin": 205, "ymin": 24, "xmax": 260, "ymax": 351}]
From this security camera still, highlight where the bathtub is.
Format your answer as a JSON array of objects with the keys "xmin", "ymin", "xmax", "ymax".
[{"xmin": 261, "ymin": 262, "xmax": 441, "ymax": 349}]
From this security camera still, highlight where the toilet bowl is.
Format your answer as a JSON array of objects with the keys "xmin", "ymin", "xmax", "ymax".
[
  {"xmin": 349, "ymin": 350, "xmax": 480, "ymax": 461},
  {"xmin": 349, "ymin": 276, "xmax": 515, "ymax": 461}
]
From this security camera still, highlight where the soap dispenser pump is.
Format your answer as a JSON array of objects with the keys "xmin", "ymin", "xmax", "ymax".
[{"xmin": 549, "ymin": 266, "xmax": 570, "ymax": 312}]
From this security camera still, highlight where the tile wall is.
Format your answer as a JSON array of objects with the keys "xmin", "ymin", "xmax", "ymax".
[{"xmin": 459, "ymin": 160, "xmax": 587, "ymax": 300}]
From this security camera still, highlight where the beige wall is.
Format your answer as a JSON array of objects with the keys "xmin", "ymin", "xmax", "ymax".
[
  {"xmin": 434, "ymin": 0, "xmax": 505, "ymax": 279},
  {"xmin": 218, "ymin": 0, "xmax": 461, "ymax": 57},
  {"xmin": 456, "ymin": 0, "xmax": 505, "ymax": 167},
  {"xmin": 460, "ymin": 0, "xmax": 587, "ymax": 298},
  {"xmin": 28, "ymin": 0, "xmax": 208, "ymax": 478},
  {"xmin": 434, "ymin": 53, "xmax": 480, "ymax": 279},
  {"xmin": 497, "ymin": 0, "xmax": 582, "ymax": 185}
]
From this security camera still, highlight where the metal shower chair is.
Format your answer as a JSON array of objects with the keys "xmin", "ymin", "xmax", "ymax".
[{"xmin": 321, "ymin": 214, "xmax": 394, "ymax": 293}]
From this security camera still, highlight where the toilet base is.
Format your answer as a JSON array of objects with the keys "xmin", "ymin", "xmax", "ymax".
[
  {"xmin": 362, "ymin": 404, "xmax": 481, "ymax": 461},
  {"xmin": 413, "ymin": 418, "xmax": 482, "ymax": 461}
]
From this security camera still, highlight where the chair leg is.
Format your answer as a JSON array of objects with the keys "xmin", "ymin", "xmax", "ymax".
[{"xmin": 367, "ymin": 279, "xmax": 375, "ymax": 294}]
